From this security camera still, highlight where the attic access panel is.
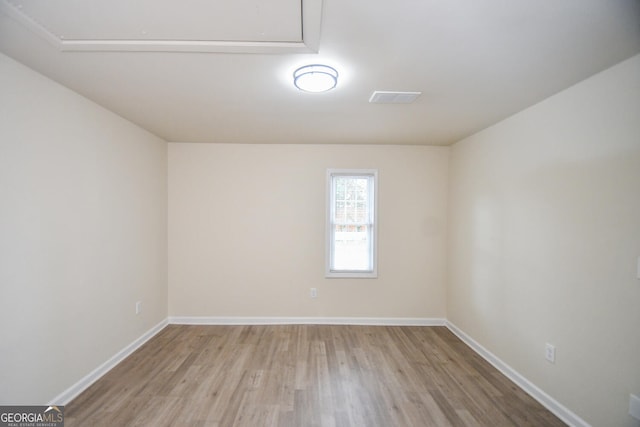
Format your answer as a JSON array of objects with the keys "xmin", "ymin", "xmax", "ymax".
[{"xmin": 1, "ymin": 0, "xmax": 321, "ymax": 53}]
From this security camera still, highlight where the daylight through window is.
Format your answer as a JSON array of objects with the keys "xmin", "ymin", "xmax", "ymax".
[{"xmin": 326, "ymin": 170, "xmax": 377, "ymax": 278}]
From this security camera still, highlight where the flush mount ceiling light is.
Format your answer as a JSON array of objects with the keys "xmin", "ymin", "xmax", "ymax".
[{"xmin": 293, "ymin": 64, "xmax": 338, "ymax": 92}]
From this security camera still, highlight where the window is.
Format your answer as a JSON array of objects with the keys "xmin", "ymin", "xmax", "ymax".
[{"xmin": 326, "ymin": 169, "xmax": 378, "ymax": 278}]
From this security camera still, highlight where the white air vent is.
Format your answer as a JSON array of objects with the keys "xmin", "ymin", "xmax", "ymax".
[{"xmin": 369, "ymin": 91, "xmax": 422, "ymax": 104}]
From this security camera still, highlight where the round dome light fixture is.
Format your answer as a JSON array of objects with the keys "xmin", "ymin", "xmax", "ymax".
[{"xmin": 293, "ymin": 64, "xmax": 338, "ymax": 93}]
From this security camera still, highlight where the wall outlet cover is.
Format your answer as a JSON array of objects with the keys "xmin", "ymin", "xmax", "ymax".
[{"xmin": 545, "ymin": 343, "xmax": 556, "ymax": 363}]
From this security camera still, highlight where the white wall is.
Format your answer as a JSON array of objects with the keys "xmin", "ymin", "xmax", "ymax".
[
  {"xmin": 0, "ymin": 53, "xmax": 168, "ymax": 404},
  {"xmin": 448, "ymin": 54, "xmax": 640, "ymax": 427},
  {"xmin": 169, "ymin": 143, "xmax": 448, "ymax": 319}
]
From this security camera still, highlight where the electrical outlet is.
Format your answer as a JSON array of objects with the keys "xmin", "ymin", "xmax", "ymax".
[
  {"xmin": 545, "ymin": 343, "xmax": 555, "ymax": 363},
  {"xmin": 135, "ymin": 301, "xmax": 142, "ymax": 315},
  {"xmin": 310, "ymin": 288, "xmax": 317, "ymax": 299}
]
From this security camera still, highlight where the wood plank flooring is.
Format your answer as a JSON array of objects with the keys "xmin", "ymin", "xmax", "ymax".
[{"xmin": 65, "ymin": 325, "xmax": 565, "ymax": 426}]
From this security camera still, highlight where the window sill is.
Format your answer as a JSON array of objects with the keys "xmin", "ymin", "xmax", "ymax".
[{"xmin": 325, "ymin": 271, "xmax": 378, "ymax": 279}]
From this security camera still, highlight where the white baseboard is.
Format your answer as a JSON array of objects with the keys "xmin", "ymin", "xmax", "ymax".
[
  {"xmin": 49, "ymin": 318, "xmax": 168, "ymax": 405},
  {"xmin": 445, "ymin": 321, "xmax": 589, "ymax": 427},
  {"xmin": 168, "ymin": 316, "xmax": 446, "ymax": 326}
]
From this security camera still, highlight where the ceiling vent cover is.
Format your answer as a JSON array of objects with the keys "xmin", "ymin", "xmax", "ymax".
[{"xmin": 369, "ymin": 91, "xmax": 421, "ymax": 104}]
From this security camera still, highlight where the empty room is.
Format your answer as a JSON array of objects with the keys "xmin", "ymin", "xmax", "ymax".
[{"xmin": 1, "ymin": 0, "xmax": 639, "ymax": 426}]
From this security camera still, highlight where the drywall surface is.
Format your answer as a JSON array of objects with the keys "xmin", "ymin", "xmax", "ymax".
[
  {"xmin": 169, "ymin": 143, "xmax": 448, "ymax": 319},
  {"xmin": 0, "ymin": 53, "xmax": 168, "ymax": 404},
  {"xmin": 448, "ymin": 54, "xmax": 640, "ymax": 426}
]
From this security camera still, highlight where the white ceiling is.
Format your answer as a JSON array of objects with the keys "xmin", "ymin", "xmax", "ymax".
[{"xmin": 1, "ymin": 0, "xmax": 639, "ymax": 146}]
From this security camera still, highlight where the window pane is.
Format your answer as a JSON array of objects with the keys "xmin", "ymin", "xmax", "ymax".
[
  {"xmin": 334, "ymin": 177, "xmax": 369, "ymax": 224},
  {"xmin": 335, "ymin": 200, "xmax": 345, "ymax": 222},
  {"xmin": 333, "ymin": 225, "xmax": 370, "ymax": 270},
  {"xmin": 356, "ymin": 201, "xmax": 367, "ymax": 222}
]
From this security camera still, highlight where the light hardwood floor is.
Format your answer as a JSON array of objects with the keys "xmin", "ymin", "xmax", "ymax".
[{"xmin": 65, "ymin": 325, "xmax": 565, "ymax": 426}]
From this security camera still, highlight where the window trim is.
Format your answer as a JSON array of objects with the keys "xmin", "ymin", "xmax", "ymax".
[{"xmin": 325, "ymin": 169, "xmax": 378, "ymax": 278}]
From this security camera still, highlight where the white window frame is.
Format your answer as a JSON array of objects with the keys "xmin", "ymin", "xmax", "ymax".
[{"xmin": 326, "ymin": 169, "xmax": 378, "ymax": 278}]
